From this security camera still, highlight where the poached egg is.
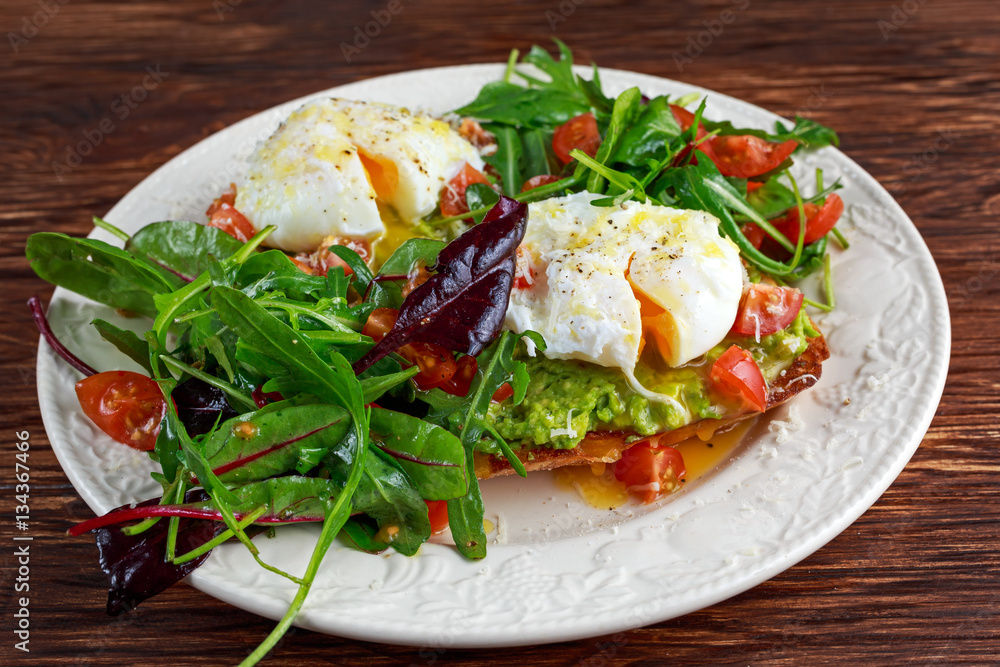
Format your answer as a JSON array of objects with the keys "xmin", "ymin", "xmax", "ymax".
[
  {"xmin": 505, "ymin": 192, "xmax": 744, "ymax": 405},
  {"xmin": 236, "ymin": 98, "xmax": 485, "ymax": 252}
]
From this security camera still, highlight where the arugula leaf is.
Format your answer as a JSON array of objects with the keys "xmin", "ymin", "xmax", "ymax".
[
  {"xmin": 26, "ymin": 233, "xmax": 179, "ymax": 318},
  {"xmin": 586, "ymin": 87, "xmax": 642, "ymax": 194},
  {"xmin": 126, "ymin": 220, "xmax": 244, "ymax": 283}
]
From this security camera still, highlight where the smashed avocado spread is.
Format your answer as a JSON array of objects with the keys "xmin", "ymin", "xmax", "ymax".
[{"xmin": 487, "ymin": 307, "xmax": 817, "ymax": 451}]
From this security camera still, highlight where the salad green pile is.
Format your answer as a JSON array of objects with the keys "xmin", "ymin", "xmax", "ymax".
[{"xmin": 26, "ymin": 41, "xmax": 846, "ymax": 665}]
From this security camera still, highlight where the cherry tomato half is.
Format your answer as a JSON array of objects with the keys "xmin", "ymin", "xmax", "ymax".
[
  {"xmin": 440, "ymin": 162, "xmax": 492, "ymax": 218},
  {"xmin": 709, "ymin": 345, "xmax": 768, "ymax": 413},
  {"xmin": 552, "ymin": 112, "xmax": 601, "ymax": 164},
  {"xmin": 731, "ymin": 283, "xmax": 804, "ymax": 338},
  {"xmin": 426, "ymin": 500, "xmax": 450, "ymax": 535},
  {"xmin": 208, "ymin": 203, "xmax": 256, "ymax": 243},
  {"xmin": 708, "ymin": 136, "xmax": 798, "ymax": 179},
  {"xmin": 613, "ymin": 439, "xmax": 686, "ymax": 504},
  {"xmin": 75, "ymin": 371, "xmax": 166, "ymax": 451},
  {"xmin": 772, "ymin": 193, "xmax": 845, "ymax": 245}
]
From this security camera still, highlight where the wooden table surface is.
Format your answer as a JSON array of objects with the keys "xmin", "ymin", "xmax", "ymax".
[{"xmin": 2, "ymin": 0, "xmax": 998, "ymax": 664}]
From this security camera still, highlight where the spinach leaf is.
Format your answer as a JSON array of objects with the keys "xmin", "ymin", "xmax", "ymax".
[
  {"xmin": 26, "ymin": 233, "xmax": 178, "ymax": 318},
  {"xmin": 370, "ymin": 407, "xmax": 466, "ymax": 500},
  {"xmin": 611, "ymin": 96, "xmax": 683, "ymax": 167},
  {"xmin": 211, "ymin": 287, "xmax": 367, "ymax": 440},
  {"xmin": 454, "ymin": 82, "xmax": 591, "ymax": 129},
  {"xmin": 126, "ymin": 220, "xmax": 244, "ymax": 283}
]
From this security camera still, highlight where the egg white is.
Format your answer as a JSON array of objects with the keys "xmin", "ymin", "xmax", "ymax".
[
  {"xmin": 236, "ymin": 98, "xmax": 484, "ymax": 253},
  {"xmin": 505, "ymin": 192, "xmax": 744, "ymax": 405}
]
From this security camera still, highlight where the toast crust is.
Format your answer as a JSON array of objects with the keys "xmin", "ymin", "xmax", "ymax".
[{"xmin": 475, "ymin": 331, "xmax": 830, "ymax": 479}]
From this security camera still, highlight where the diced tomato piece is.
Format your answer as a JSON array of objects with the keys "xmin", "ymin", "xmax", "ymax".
[
  {"xmin": 440, "ymin": 163, "xmax": 492, "ymax": 218},
  {"xmin": 520, "ymin": 174, "xmax": 562, "ymax": 193},
  {"xmin": 75, "ymin": 371, "xmax": 166, "ymax": 451},
  {"xmin": 613, "ymin": 438, "xmax": 686, "ymax": 504},
  {"xmin": 552, "ymin": 112, "xmax": 601, "ymax": 164},
  {"xmin": 425, "ymin": 500, "xmax": 450, "ymax": 535},
  {"xmin": 731, "ymin": 283, "xmax": 804, "ymax": 338},
  {"xmin": 208, "ymin": 203, "xmax": 256, "ymax": 243},
  {"xmin": 746, "ymin": 180, "xmax": 765, "ymax": 193},
  {"xmin": 362, "ymin": 308, "xmax": 399, "ymax": 343},
  {"xmin": 708, "ymin": 136, "xmax": 798, "ymax": 179},
  {"xmin": 772, "ymin": 193, "xmax": 844, "ymax": 245},
  {"xmin": 206, "ymin": 183, "xmax": 237, "ymax": 218},
  {"xmin": 491, "ymin": 382, "xmax": 514, "ymax": 403},
  {"xmin": 399, "ymin": 343, "xmax": 457, "ymax": 391},
  {"xmin": 361, "ymin": 308, "xmax": 457, "ymax": 390},
  {"xmin": 440, "ymin": 355, "xmax": 477, "ymax": 397},
  {"xmin": 741, "ymin": 223, "xmax": 765, "ymax": 250},
  {"xmin": 710, "ymin": 345, "xmax": 768, "ymax": 412}
]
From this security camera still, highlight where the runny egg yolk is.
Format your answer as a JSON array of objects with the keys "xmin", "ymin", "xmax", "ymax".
[
  {"xmin": 357, "ymin": 148, "xmax": 399, "ymax": 202},
  {"xmin": 626, "ymin": 260, "xmax": 678, "ymax": 367}
]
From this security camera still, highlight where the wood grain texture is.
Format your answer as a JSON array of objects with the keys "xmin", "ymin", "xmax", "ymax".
[{"xmin": 1, "ymin": 0, "xmax": 998, "ymax": 664}]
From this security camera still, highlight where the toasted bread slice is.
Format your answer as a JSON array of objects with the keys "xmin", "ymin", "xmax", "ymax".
[{"xmin": 475, "ymin": 330, "xmax": 830, "ymax": 479}]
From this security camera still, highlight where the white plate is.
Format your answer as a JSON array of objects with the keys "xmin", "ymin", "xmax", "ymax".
[{"xmin": 36, "ymin": 64, "xmax": 950, "ymax": 648}]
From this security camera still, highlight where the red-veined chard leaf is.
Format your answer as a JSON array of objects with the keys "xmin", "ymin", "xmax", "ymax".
[
  {"xmin": 88, "ymin": 491, "xmax": 225, "ymax": 616},
  {"xmin": 352, "ymin": 195, "xmax": 528, "ymax": 374},
  {"xmin": 202, "ymin": 401, "xmax": 351, "ymax": 484},
  {"xmin": 369, "ymin": 406, "xmax": 467, "ymax": 500}
]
